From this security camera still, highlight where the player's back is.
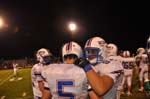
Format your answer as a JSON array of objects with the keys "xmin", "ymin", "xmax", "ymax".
[
  {"xmin": 122, "ymin": 57, "xmax": 135, "ymax": 70},
  {"xmin": 42, "ymin": 64, "xmax": 88, "ymax": 99}
]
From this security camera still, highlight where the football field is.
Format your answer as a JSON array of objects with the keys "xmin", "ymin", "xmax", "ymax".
[
  {"xmin": 0, "ymin": 68, "xmax": 33, "ymax": 99},
  {"xmin": 0, "ymin": 68, "xmax": 148, "ymax": 99}
]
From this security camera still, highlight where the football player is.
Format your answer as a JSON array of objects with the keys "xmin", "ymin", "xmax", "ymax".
[
  {"xmin": 31, "ymin": 48, "xmax": 54, "ymax": 99},
  {"xmin": 121, "ymin": 50, "xmax": 136, "ymax": 96},
  {"xmin": 84, "ymin": 36, "xmax": 107, "ymax": 99},
  {"xmin": 135, "ymin": 47, "xmax": 149, "ymax": 92},
  {"xmin": 75, "ymin": 42, "xmax": 123, "ymax": 99},
  {"xmin": 12, "ymin": 62, "xmax": 18, "ymax": 79},
  {"xmin": 41, "ymin": 41, "xmax": 88, "ymax": 99}
]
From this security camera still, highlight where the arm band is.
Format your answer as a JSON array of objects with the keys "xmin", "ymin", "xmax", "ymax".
[{"xmin": 83, "ymin": 64, "xmax": 93, "ymax": 72}]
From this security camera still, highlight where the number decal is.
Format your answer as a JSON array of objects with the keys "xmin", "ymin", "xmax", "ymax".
[
  {"xmin": 122, "ymin": 61, "xmax": 134, "ymax": 69},
  {"xmin": 57, "ymin": 80, "xmax": 74, "ymax": 99}
]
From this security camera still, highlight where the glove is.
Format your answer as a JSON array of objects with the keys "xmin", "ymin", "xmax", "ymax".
[
  {"xmin": 74, "ymin": 58, "xmax": 93, "ymax": 72},
  {"xmin": 74, "ymin": 58, "xmax": 90, "ymax": 68}
]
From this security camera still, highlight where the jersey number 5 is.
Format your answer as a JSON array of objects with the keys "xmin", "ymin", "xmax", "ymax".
[{"xmin": 57, "ymin": 80, "xmax": 74, "ymax": 99}]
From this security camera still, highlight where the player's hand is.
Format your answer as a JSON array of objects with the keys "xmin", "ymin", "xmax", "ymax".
[{"xmin": 74, "ymin": 58, "xmax": 90, "ymax": 68}]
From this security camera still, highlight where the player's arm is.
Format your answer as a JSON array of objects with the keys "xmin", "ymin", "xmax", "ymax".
[
  {"xmin": 86, "ymin": 69, "xmax": 114, "ymax": 96},
  {"xmin": 88, "ymin": 90, "xmax": 103, "ymax": 99},
  {"xmin": 42, "ymin": 88, "xmax": 52, "ymax": 99},
  {"xmin": 74, "ymin": 58, "xmax": 114, "ymax": 96},
  {"xmin": 38, "ymin": 81, "xmax": 45, "ymax": 94},
  {"xmin": 38, "ymin": 80, "xmax": 51, "ymax": 99},
  {"xmin": 42, "ymin": 81, "xmax": 52, "ymax": 99},
  {"xmin": 88, "ymin": 84, "xmax": 100, "ymax": 99},
  {"xmin": 41, "ymin": 69, "xmax": 52, "ymax": 99},
  {"xmin": 38, "ymin": 81, "xmax": 52, "ymax": 99}
]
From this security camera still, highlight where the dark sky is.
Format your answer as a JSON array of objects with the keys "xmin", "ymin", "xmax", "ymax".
[{"xmin": 0, "ymin": 0, "xmax": 150, "ymax": 59}]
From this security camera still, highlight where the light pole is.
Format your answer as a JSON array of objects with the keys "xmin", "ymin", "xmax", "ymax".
[{"xmin": 68, "ymin": 22, "xmax": 77, "ymax": 40}]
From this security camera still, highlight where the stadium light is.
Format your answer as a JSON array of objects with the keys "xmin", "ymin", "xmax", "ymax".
[
  {"xmin": 68, "ymin": 22, "xmax": 77, "ymax": 40},
  {"xmin": 0, "ymin": 16, "xmax": 8, "ymax": 29},
  {"xmin": 0, "ymin": 17, "xmax": 4, "ymax": 28},
  {"xmin": 69, "ymin": 22, "xmax": 76, "ymax": 32}
]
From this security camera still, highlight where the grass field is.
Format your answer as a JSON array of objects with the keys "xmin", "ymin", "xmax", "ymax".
[
  {"xmin": 0, "ymin": 68, "xmax": 33, "ymax": 99},
  {"xmin": 0, "ymin": 68, "xmax": 148, "ymax": 99}
]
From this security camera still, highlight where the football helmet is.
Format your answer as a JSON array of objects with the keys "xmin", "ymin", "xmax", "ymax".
[
  {"xmin": 123, "ymin": 50, "xmax": 130, "ymax": 57},
  {"xmin": 62, "ymin": 41, "xmax": 83, "ymax": 59},
  {"xmin": 106, "ymin": 43, "xmax": 118, "ymax": 57},
  {"xmin": 137, "ymin": 47, "xmax": 145, "ymax": 54},
  {"xmin": 84, "ymin": 36, "xmax": 106, "ymax": 64},
  {"xmin": 36, "ymin": 48, "xmax": 53, "ymax": 65}
]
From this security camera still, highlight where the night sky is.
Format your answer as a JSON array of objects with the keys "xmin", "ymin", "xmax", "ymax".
[{"xmin": 0, "ymin": 0, "xmax": 150, "ymax": 59}]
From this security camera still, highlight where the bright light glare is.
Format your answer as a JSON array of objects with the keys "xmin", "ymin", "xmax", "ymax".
[
  {"xmin": 69, "ymin": 23, "xmax": 76, "ymax": 31},
  {"xmin": 0, "ymin": 18, "xmax": 3, "ymax": 28}
]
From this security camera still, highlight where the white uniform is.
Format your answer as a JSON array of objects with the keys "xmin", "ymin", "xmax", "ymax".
[
  {"xmin": 41, "ymin": 64, "xmax": 88, "ymax": 99},
  {"xmin": 94, "ymin": 56, "xmax": 123, "ymax": 99},
  {"xmin": 121, "ymin": 57, "xmax": 135, "ymax": 88},
  {"xmin": 138, "ymin": 54, "xmax": 149, "ymax": 81},
  {"xmin": 31, "ymin": 63, "xmax": 44, "ymax": 98},
  {"xmin": 13, "ymin": 63, "xmax": 18, "ymax": 77}
]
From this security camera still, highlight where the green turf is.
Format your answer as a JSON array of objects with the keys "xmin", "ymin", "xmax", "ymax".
[
  {"xmin": 0, "ymin": 68, "xmax": 33, "ymax": 99},
  {"xmin": 0, "ymin": 68, "xmax": 148, "ymax": 99},
  {"xmin": 121, "ymin": 67, "xmax": 148, "ymax": 99}
]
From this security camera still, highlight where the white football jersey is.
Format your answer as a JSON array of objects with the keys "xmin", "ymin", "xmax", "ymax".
[
  {"xmin": 31, "ymin": 63, "xmax": 44, "ymax": 97},
  {"xmin": 13, "ymin": 63, "xmax": 18, "ymax": 70},
  {"xmin": 94, "ymin": 56, "xmax": 123, "ymax": 99},
  {"xmin": 122, "ymin": 57, "xmax": 135, "ymax": 70},
  {"xmin": 42, "ymin": 64, "xmax": 88, "ymax": 99},
  {"xmin": 138, "ymin": 54, "xmax": 148, "ymax": 69}
]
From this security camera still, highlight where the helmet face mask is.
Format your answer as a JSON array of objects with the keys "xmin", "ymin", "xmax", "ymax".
[
  {"xmin": 84, "ymin": 47, "xmax": 100, "ymax": 65},
  {"xmin": 84, "ymin": 37, "xmax": 106, "ymax": 64}
]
